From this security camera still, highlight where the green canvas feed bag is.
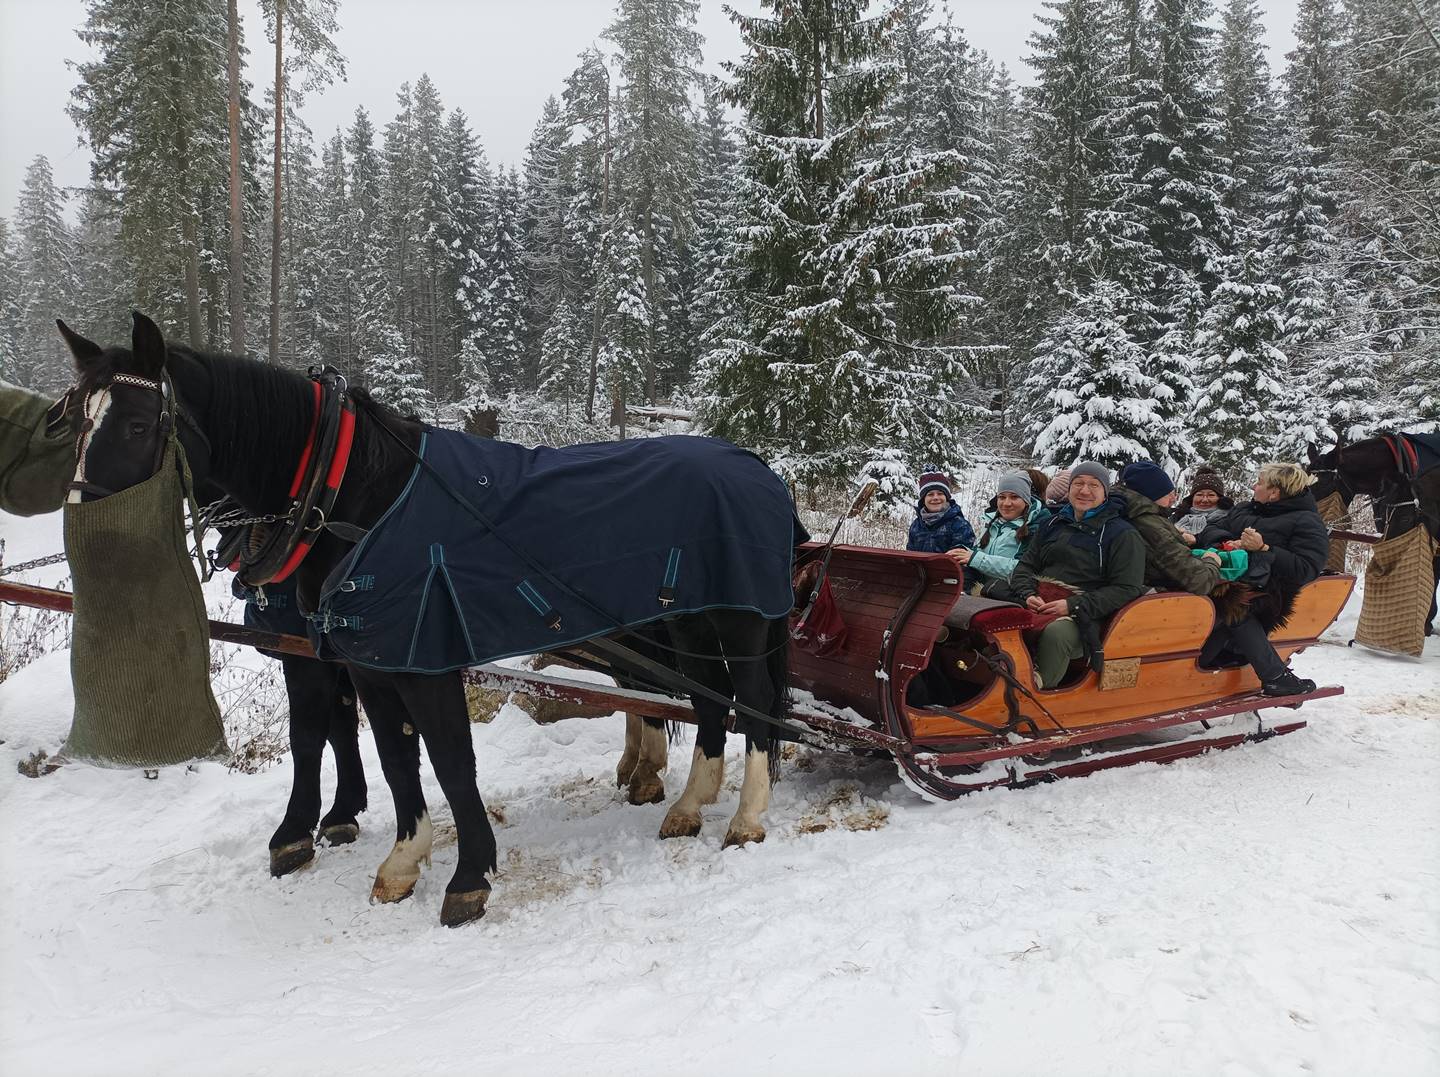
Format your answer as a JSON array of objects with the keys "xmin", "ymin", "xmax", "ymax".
[{"xmin": 62, "ymin": 434, "xmax": 229, "ymax": 767}]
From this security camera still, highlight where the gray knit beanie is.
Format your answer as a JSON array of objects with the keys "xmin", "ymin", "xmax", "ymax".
[
  {"xmin": 1069, "ymin": 460, "xmax": 1112, "ymax": 494},
  {"xmin": 995, "ymin": 470, "xmax": 1034, "ymax": 503}
]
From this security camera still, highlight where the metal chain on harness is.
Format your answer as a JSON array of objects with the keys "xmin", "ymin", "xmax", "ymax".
[{"xmin": 0, "ymin": 548, "xmax": 70, "ymax": 577}]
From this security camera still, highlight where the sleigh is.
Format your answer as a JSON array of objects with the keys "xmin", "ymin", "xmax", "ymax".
[{"xmin": 0, "ymin": 545, "xmax": 1353, "ymax": 801}]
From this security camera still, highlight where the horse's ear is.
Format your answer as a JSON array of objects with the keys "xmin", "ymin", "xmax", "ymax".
[
  {"xmin": 1306, "ymin": 443, "xmax": 1320, "ymax": 466},
  {"xmin": 56, "ymin": 319, "xmax": 103, "ymax": 370},
  {"xmin": 130, "ymin": 311, "xmax": 167, "ymax": 378}
]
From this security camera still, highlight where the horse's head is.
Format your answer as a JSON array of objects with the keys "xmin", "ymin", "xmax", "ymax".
[{"xmin": 56, "ymin": 312, "xmax": 213, "ymax": 501}]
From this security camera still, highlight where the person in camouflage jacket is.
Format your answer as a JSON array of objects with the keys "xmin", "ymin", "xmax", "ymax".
[{"xmin": 1114, "ymin": 460, "xmax": 1223, "ymax": 596}]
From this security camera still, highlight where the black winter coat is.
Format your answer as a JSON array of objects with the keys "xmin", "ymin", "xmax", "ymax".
[
  {"xmin": 1009, "ymin": 496, "xmax": 1148, "ymax": 621},
  {"xmin": 1196, "ymin": 490, "xmax": 1329, "ymax": 588}
]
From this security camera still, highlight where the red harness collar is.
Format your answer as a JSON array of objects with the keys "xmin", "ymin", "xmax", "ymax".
[
  {"xmin": 1383, "ymin": 435, "xmax": 1421, "ymax": 481},
  {"xmin": 227, "ymin": 372, "xmax": 357, "ymax": 588}
]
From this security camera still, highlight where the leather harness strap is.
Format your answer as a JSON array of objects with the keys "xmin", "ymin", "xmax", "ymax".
[{"xmin": 229, "ymin": 369, "xmax": 358, "ymax": 589}]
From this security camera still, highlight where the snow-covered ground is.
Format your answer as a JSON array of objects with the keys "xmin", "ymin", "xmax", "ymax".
[{"xmin": 2, "ymin": 509, "xmax": 1438, "ymax": 1077}]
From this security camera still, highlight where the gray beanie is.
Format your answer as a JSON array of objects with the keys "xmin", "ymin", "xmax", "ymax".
[
  {"xmin": 1069, "ymin": 460, "xmax": 1112, "ymax": 494},
  {"xmin": 995, "ymin": 470, "xmax": 1034, "ymax": 503}
]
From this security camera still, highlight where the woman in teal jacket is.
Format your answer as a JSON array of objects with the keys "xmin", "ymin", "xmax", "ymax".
[{"xmin": 955, "ymin": 470, "xmax": 1050, "ymax": 592}]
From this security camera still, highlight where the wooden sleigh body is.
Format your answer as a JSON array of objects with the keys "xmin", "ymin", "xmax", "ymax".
[{"xmin": 0, "ymin": 542, "xmax": 1354, "ymax": 801}]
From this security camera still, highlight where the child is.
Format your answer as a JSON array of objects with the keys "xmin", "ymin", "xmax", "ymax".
[
  {"xmin": 954, "ymin": 470, "xmax": 1050, "ymax": 592},
  {"xmin": 906, "ymin": 469, "xmax": 975, "ymax": 555}
]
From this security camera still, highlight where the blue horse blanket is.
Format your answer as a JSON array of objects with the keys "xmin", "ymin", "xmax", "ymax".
[{"xmin": 309, "ymin": 430, "xmax": 805, "ymax": 673}]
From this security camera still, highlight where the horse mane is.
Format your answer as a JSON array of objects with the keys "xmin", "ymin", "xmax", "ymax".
[{"xmin": 165, "ymin": 344, "xmax": 318, "ymax": 504}]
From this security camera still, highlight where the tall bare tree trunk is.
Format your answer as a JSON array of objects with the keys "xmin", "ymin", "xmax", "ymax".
[
  {"xmin": 268, "ymin": 0, "xmax": 284, "ymax": 364},
  {"xmin": 227, "ymin": 0, "xmax": 246, "ymax": 353},
  {"xmin": 183, "ymin": 215, "xmax": 204, "ymax": 347},
  {"xmin": 813, "ymin": 25, "xmax": 825, "ymax": 138},
  {"xmin": 584, "ymin": 81, "xmax": 613, "ymax": 423}
]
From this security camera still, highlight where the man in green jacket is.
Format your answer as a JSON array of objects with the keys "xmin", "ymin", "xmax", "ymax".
[
  {"xmin": 0, "ymin": 382, "xmax": 73, "ymax": 518},
  {"xmin": 1114, "ymin": 459, "xmax": 1223, "ymax": 596},
  {"xmin": 1009, "ymin": 462, "xmax": 1148, "ymax": 688}
]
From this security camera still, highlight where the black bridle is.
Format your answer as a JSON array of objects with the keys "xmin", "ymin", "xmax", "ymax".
[{"xmin": 70, "ymin": 371, "xmax": 212, "ymax": 500}]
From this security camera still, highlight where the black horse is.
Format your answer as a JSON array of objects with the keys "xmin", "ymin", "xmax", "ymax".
[
  {"xmin": 59, "ymin": 313, "xmax": 793, "ymax": 927},
  {"xmin": 1308, "ymin": 436, "xmax": 1440, "ymax": 637},
  {"xmin": 60, "ymin": 329, "xmax": 370, "ymax": 877}
]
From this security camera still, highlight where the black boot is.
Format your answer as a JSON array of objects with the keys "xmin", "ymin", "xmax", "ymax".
[{"xmin": 1261, "ymin": 669, "xmax": 1317, "ymax": 697}]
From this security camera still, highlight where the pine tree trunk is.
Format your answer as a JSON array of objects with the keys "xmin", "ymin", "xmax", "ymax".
[
  {"xmin": 812, "ymin": 24, "xmax": 825, "ymax": 138},
  {"xmin": 269, "ymin": 0, "xmax": 284, "ymax": 365},
  {"xmin": 175, "ymin": 121, "xmax": 205, "ymax": 347},
  {"xmin": 642, "ymin": 202, "xmax": 656, "ymax": 403},
  {"xmin": 584, "ymin": 82, "xmax": 613, "ymax": 422},
  {"xmin": 227, "ymin": 0, "xmax": 246, "ymax": 353}
]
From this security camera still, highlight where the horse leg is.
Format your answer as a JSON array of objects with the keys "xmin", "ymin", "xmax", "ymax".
[
  {"xmin": 391, "ymin": 671, "xmax": 496, "ymax": 927},
  {"xmin": 659, "ymin": 616, "xmax": 731, "ymax": 839},
  {"xmin": 625, "ymin": 716, "xmax": 668, "ymax": 806},
  {"xmin": 716, "ymin": 611, "xmax": 785, "ymax": 849},
  {"xmin": 268, "ymin": 654, "xmax": 333, "ymax": 876},
  {"xmin": 348, "ymin": 667, "xmax": 431, "ymax": 905},
  {"xmin": 318, "ymin": 664, "xmax": 367, "ymax": 846},
  {"xmin": 616, "ymin": 712, "xmax": 641, "ymax": 787},
  {"xmin": 1427, "ymin": 552, "xmax": 1439, "ymax": 637}
]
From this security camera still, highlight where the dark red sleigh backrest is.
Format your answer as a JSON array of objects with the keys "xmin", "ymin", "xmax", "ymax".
[{"xmin": 788, "ymin": 543, "xmax": 961, "ymax": 727}]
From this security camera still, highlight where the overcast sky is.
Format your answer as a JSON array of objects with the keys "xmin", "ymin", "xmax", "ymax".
[{"xmin": 0, "ymin": 0, "xmax": 1301, "ymax": 221}]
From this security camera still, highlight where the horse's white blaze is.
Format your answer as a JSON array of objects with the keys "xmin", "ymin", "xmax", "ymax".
[
  {"xmin": 68, "ymin": 390, "xmax": 112, "ymax": 503},
  {"xmin": 670, "ymin": 744, "xmax": 724, "ymax": 816},
  {"xmin": 726, "ymin": 748, "xmax": 771, "ymax": 842},
  {"xmin": 372, "ymin": 810, "xmax": 433, "ymax": 901}
]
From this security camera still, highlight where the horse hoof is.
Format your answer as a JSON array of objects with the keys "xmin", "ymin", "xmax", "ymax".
[
  {"xmin": 320, "ymin": 822, "xmax": 360, "ymax": 846},
  {"xmin": 615, "ymin": 761, "xmax": 636, "ymax": 788},
  {"xmin": 370, "ymin": 872, "xmax": 419, "ymax": 904},
  {"xmin": 627, "ymin": 779, "xmax": 665, "ymax": 806},
  {"xmin": 270, "ymin": 838, "xmax": 316, "ymax": 877},
  {"xmin": 722, "ymin": 826, "xmax": 766, "ymax": 850},
  {"xmin": 658, "ymin": 811, "xmax": 702, "ymax": 839},
  {"xmin": 440, "ymin": 887, "xmax": 490, "ymax": 927}
]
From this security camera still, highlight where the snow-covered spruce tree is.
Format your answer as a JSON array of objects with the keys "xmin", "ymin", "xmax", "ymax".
[
  {"xmin": 441, "ymin": 109, "xmax": 494, "ymax": 387},
  {"xmin": 1111, "ymin": 0, "xmax": 1237, "ymax": 297},
  {"xmin": 1016, "ymin": 0, "xmax": 1128, "ymax": 304},
  {"xmin": 700, "ymin": 0, "xmax": 981, "ymax": 488},
  {"xmin": 408, "ymin": 74, "xmax": 454, "ymax": 398},
  {"xmin": 0, "ymin": 219, "xmax": 23, "ymax": 386},
  {"xmin": 688, "ymin": 77, "xmax": 739, "ymax": 343},
  {"xmin": 970, "ymin": 60, "xmax": 1033, "ymax": 431},
  {"xmin": 596, "ymin": 222, "xmax": 651, "ymax": 429},
  {"xmin": 1265, "ymin": 0, "xmax": 1354, "ymax": 442},
  {"xmin": 364, "ymin": 322, "xmax": 434, "ymax": 418},
  {"xmin": 69, "ymin": 0, "xmax": 240, "ymax": 346},
  {"xmin": 1336, "ymin": 0, "xmax": 1440, "ymax": 430},
  {"xmin": 308, "ymin": 131, "xmax": 352, "ymax": 369},
  {"xmin": 604, "ymin": 0, "xmax": 703, "ymax": 405},
  {"xmin": 1214, "ymin": 0, "xmax": 1278, "ymax": 223},
  {"xmin": 536, "ymin": 295, "xmax": 591, "ymax": 412},
  {"xmin": 520, "ymin": 95, "xmax": 574, "ymax": 384},
  {"xmin": 342, "ymin": 107, "xmax": 384, "ymax": 372},
  {"xmin": 273, "ymin": 109, "xmax": 325, "ymax": 369},
  {"xmin": 1192, "ymin": 249, "xmax": 1294, "ymax": 468},
  {"xmin": 1028, "ymin": 280, "xmax": 1179, "ymax": 470},
  {"xmin": 380, "ymin": 83, "xmax": 418, "ymax": 350},
  {"xmin": 472, "ymin": 167, "xmax": 530, "ymax": 392},
  {"xmin": 12, "ymin": 156, "xmax": 78, "ymax": 391}
]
